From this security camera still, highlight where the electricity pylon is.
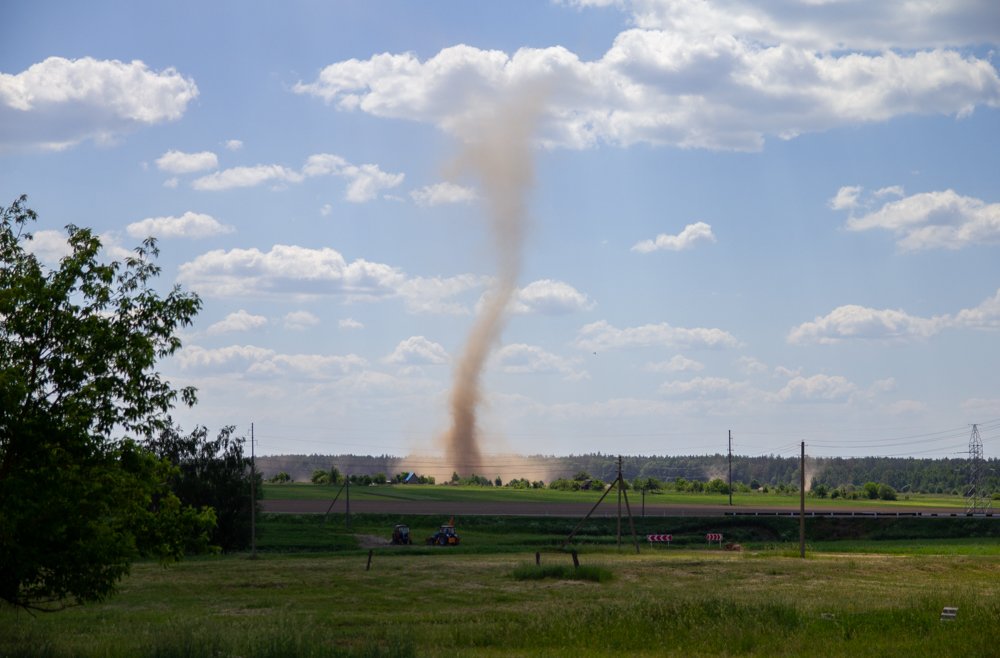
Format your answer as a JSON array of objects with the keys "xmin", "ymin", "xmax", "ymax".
[{"xmin": 966, "ymin": 424, "xmax": 991, "ymax": 513}]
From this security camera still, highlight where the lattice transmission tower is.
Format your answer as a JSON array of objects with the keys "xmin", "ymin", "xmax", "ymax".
[{"xmin": 965, "ymin": 424, "xmax": 991, "ymax": 513}]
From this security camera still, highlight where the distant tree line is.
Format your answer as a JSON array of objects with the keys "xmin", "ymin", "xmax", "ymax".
[{"xmin": 256, "ymin": 452, "xmax": 999, "ymax": 495}]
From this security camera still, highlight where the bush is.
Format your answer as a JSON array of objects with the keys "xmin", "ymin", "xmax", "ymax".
[
  {"xmin": 878, "ymin": 484, "xmax": 897, "ymax": 501},
  {"xmin": 707, "ymin": 478, "xmax": 730, "ymax": 495}
]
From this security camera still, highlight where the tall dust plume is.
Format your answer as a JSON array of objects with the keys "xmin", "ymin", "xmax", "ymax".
[{"xmin": 440, "ymin": 91, "xmax": 547, "ymax": 478}]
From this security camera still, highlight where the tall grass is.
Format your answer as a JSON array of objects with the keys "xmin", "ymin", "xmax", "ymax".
[{"xmin": 511, "ymin": 563, "xmax": 613, "ymax": 582}]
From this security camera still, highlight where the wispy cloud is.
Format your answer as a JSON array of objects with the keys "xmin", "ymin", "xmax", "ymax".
[
  {"xmin": 410, "ymin": 182, "xmax": 477, "ymax": 206},
  {"xmin": 575, "ymin": 320, "xmax": 740, "ymax": 352},
  {"xmin": 192, "ymin": 152, "xmax": 404, "ymax": 201}
]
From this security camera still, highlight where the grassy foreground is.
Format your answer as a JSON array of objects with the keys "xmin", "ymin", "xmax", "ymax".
[{"xmin": 3, "ymin": 526, "xmax": 999, "ymax": 657}]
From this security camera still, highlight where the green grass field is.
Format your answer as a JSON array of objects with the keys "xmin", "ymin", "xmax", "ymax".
[
  {"xmin": 3, "ymin": 548, "xmax": 997, "ymax": 657},
  {"xmin": 3, "ymin": 513, "xmax": 998, "ymax": 657},
  {"xmin": 263, "ymin": 482, "xmax": 972, "ymax": 510}
]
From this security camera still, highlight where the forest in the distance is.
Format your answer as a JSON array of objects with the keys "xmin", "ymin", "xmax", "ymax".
[{"xmin": 256, "ymin": 453, "xmax": 999, "ymax": 496}]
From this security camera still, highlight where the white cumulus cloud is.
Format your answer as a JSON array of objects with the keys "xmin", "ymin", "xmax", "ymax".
[
  {"xmin": 774, "ymin": 374, "xmax": 857, "ymax": 403},
  {"xmin": 293, "ymin": 4, "xmax": 1000, "ymax": 152},
  {"xmin": 283, "ymin": 311, "xmax": 320, "ymax": 330},
  {"xmin": 178, "ymin": 244, "xmax": 405, "ymax": 300},
  {"xmin": 509, "ymin": 279, "xmax": 596, "ymax": 314},
  {"xmin": 0, "ymin": 56, "xmax": 198, "ymax": 151},
  {"xmin": 828, "ymin": 185, "xmax": 862, "ymax": 210},
  {"xmin": 788, "ymin": 304, "xmax": 944, "ymax": 344},
  {"xmin": 155, "ymin": 149, "xmax": 218, "ymax": 174},
  {"xmin": 24, "ymin": 229, "xmax": 74, "ymax": 263},
  {"xmin": 384, "ymin": 336, "xmax": 450, "ymax": 365},
  {"xmin": 788, "ymin": 288, "xmax": 1000, "ymax": 345},
  {"xmin": 192, "ymin": 164, "xmax": 304, "ymax": 191},
  {"xmin": 178, "ymin": 244, "xmax": 490, "ymax": 314},
  {"xmin": 632, "ymin": 221, "xmax": 715, "ymax": 253},
  {"xmin": 126, "ymin": 211, "xmax": 234, "ymax": 239},
  {"xmin": 844, "ymin": 188, "xmax": 1000, "ymax": 251},
  {"xmin": 206, "ymin": 310, "xmax": 267, "ymax": 335}
]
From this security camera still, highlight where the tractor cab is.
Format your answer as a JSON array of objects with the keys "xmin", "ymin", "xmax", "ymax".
[{"xmin": 391, "ymin": 524, "xmax": 411, "ymax": 545}]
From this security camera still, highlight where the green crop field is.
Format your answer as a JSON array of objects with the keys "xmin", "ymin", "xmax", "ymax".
[
  {"xmin": 263, "ymin": 481, "xmax": 972, "ymax": 509},
  {"xmin": 3, "ymin": 513, "xmax": 998, "ymax": 657}
]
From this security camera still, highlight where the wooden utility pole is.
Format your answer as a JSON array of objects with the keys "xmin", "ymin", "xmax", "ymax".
[
  {"xmin": 617, "ymin": 456, "xmax": 623, "ymax": 549},
  {"xmin": 799, "ymin": 441, "xmax": 805, "ymax": 558},
  {"xmin": 728, "ymin": 430, "xmax": 733, "ymax": 507},
  {"xmin": 561, "ymin": 458, "xmax": 640, "ymax": 554},
  {"xmin": 323, "ymin": 475, "xmax": 352, "ymax": 529},
  {"xmin": 250, "ymin": 422, "xmax": 257, "ymax": 558}
]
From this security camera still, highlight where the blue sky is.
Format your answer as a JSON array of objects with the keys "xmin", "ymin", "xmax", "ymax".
[{"xmin": 3, "ymin": 0, "xmax": 999, "ymax": 467}]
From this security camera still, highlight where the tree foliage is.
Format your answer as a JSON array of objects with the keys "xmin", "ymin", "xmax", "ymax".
[
  {"xmin": 146, "ymin": 426, "xmax": 260, "ymax": 552},
  {"xmin": 0, "ymin": 196, "xmax": 209, "ymax": 610}
]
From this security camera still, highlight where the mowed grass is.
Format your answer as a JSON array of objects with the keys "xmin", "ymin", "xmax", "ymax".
[
  {"xmin": 3, "ymin": 531, "xmax": 999, "ymax": 657},
  {"xmin": 264, "ymin": 482, "xmax": 974, "ymax": 510}
]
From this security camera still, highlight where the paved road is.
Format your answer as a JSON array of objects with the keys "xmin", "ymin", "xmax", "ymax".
[{"xmin": 262, "ymin": 499, "xmax": 989, "ymax": 518}]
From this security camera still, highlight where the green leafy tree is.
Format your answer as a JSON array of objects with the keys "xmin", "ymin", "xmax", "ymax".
[
  {"xmin": 146, "ymin": 426, "xmax": 261, "ymax": 552},
  {"xmin": 0, "ymin": 196, "xmax": 210, "ymax": 610}
]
